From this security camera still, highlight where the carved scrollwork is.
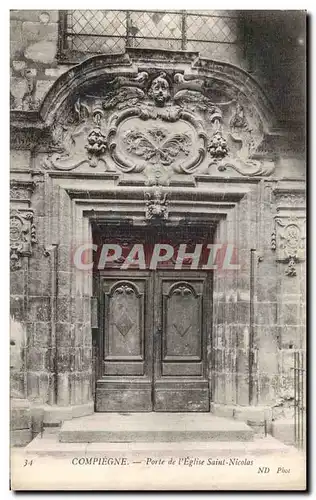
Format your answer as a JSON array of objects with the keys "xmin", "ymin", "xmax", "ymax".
[
  {"xmin": 205, "ymin": 99, "xmax": 274, "ymax": 176},
  {"xmin": 124, "ymin": 128, "xmax": 191, "ymax": 166},
  {"xmin": 109, "ymin": 281, "xmax": 141, "ymax": 298},
  {"xmin": 103, "ymin": 87, "xmax": 146, "ymax": 111},
  {"xmin": 174, "ymin": 87, "xmax": 225, "ymax": 123},
  {"xmin": 273, "ymin": 190, "xmax": 306, "ymax": 212},
  {"xmin": 272, "ymin": 216, "xmax": 306, "ymax": 276},
  {"xmin": 277, "ymin": 193, "xmax": 306, "ymax": 206},
  {"xmin": 10, "ymin": 181, "xmax": 35, "ymax": 201},
  {"xmin": 213, "ymin": 157, "xmax": 275, "ymax": 176},
  {"xmin": 39, "ymin": 65, "xmax": 276, "ymax": 179},
  {"xmin": 10, "ymin": 209, "xmax": 36, "ymax": 271},
  {"xmin": 172, "ymin": 286, "xmax": 193, "ymax": 296},
  {"xmin": 10, "ymin": 186, "xmax": 29, "ymax": 200},
  {"xmin": 174, "ymin": 73, "xmax": 205, "ymax": 91},
  {"xmin": 107, "ymin": 100, "xmax": 207, "ymax": 182},
  {"xmin": 43, "ymin": 99, "xmax": 110, "ymax": 171},
  {"xmin": 167, "ymin": 282, "xmax": 198, "ymax": 298},
  {"xmin": 115, "ymin": 284, "xmax": 134, "ymax": 295}
]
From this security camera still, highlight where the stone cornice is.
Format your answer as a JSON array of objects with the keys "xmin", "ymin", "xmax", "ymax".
[{"xmin": 10, "ymin": 111, "xmax": 51, "ymax": 151}]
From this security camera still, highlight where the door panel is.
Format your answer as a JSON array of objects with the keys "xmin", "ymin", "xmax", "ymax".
[
  {"xmin": 104, "ymin": 280, "xmax": 145, "ymax": 373},
  {"xmin": 96, "ymin": 271, "xmax": 153, "ymax": 412},
  {"xmin": 153, "ymin": 272, "xmax": 210, "ymax": 412},
  {"xmin": 162, "ymin": 280, "xmax": 202, "ymax": 362}
]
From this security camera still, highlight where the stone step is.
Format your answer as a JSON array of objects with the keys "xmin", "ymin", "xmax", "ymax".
[
  {"xmin": 59, "ymin": 413, "xmax": 254, "ymax": 443},
  {"xmin": 24, "ymin": 430, "xmax": 297, "ymax": 457}
]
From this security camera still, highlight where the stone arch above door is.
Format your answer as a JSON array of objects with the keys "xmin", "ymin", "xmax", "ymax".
[{"xmin": 12, "ymin": 49, "xmax": 285, "ymax": 183}]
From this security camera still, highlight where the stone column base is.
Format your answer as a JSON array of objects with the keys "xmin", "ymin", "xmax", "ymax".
[
  {"xmin": 271, "ymin": 419, "xmax": 302, "ymax": 447},
  {"xmin": 11, "ymin": 398, "xmax": 32, "ymax": 447},
  {"xmin": 11, "ymin": 429, "xmax": 32, "ymax": 447},
  {"xmin": 210, "ymin": 403, "xmax": 273, "ymax": 434},
  {"xmin": 30, "ymin": 401, "xmax": 94, "ymax": 431}
]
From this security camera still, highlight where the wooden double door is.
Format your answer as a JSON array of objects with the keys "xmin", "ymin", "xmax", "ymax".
[{"xmin": 94, "ymin": 227, "xmax": 212, "ymax": 412}]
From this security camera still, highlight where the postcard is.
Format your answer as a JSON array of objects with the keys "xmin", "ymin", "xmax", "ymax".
[{"xmin": 10, "ymin": 8, "xmax": 306, "ymax": 491}]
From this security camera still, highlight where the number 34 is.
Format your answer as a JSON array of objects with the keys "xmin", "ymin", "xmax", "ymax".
[{"xmin": 23, "ymin": 459, "xmax": 33, "ymax": 467}]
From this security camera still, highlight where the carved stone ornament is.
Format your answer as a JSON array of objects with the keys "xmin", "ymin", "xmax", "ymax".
[
  {"xmin": 207, "ymin": 100, "xmax": 275, "ymax": 176},
  {"xmin": 272, "ymin": 216, "xmax": 306, "ymax": 276},
  {"xmin": 41, "ymin": 66, "xmax": 274, "ymax": 179},
  {"xmin": 148, "ymin": 72, "xmax": 171, "ymax": 107},
  {"xmin": 145, "ymin": 188, "xmax": 169, "ymax": 221},
  {"xmin": 106, "ymin": 84, "xmax": 208, "ymax": 184},
  {"xmin": 42, "ymin": 101, "xmax": 111, "ymax": 171},
  {"xmin": 10, "ymin": 209, "xmax": 37, "ymax": 271},
  {"xmin": 10, "ymin": 180, "xmax": 35, "ymax": 201},
  {"xmin": 273, "ymin": 190, "xmax": 306, "ymax": 212},
  {"xmin": 124, "ymin": 127, "xmax": 191, "ymax": 165},
  {"xmin": 208, "ymin": 131, "xmax": 228, "ymax": 159}
]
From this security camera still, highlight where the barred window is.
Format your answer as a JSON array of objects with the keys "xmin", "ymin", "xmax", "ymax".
[{"xmin": 58, "ymin": 10, "xmax": 244, "ymax": 66}]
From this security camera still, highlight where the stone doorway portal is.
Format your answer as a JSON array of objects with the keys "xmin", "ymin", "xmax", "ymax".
[{"xmin": 93, "ymin": 223, "xmax": 213, "ymax": 412}]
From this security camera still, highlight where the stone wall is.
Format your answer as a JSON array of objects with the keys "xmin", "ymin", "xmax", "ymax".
[{"xmin": 10, "ymin": 10, "xmax": 71, "ymax": 112}]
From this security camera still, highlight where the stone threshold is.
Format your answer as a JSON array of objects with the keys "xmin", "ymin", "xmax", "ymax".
[
  {"xmin": 59, "ymin": 412, "xmax": 254, "ymax": 443},
  {"xmin": 24, "ymin": 430, "xmax": 297, "ymax": 457}
]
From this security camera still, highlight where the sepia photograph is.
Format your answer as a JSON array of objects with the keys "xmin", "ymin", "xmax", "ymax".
[{"xmin": 9, "ymin": 7, "xmax": 307, "ymax": 491}]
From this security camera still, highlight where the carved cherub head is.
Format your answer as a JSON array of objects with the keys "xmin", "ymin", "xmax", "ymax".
[{"xmin": 148, "ymin": 72, "xmax": 170, "ymax": 107}]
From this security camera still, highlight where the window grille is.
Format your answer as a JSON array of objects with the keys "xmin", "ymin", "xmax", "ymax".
[
  {"xmin": 293, "ymin": 350, "xmax": 306, "ymax": 450},
  {"xmin": 58, "ymin": 10, "xmax": 243, "ymax": 65}
]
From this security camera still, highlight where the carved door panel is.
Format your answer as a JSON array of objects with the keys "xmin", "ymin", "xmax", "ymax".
[
  {"xmin": 95, "ymin": 271, "xmax": 154, "ymax": 412},
  {"xmin": 94, "ymin": 225, "xmax": 212, "ymax": 412},
  {"xmin": 153, "ymin": 272, "xmax": 210, "ymax": 411}
]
